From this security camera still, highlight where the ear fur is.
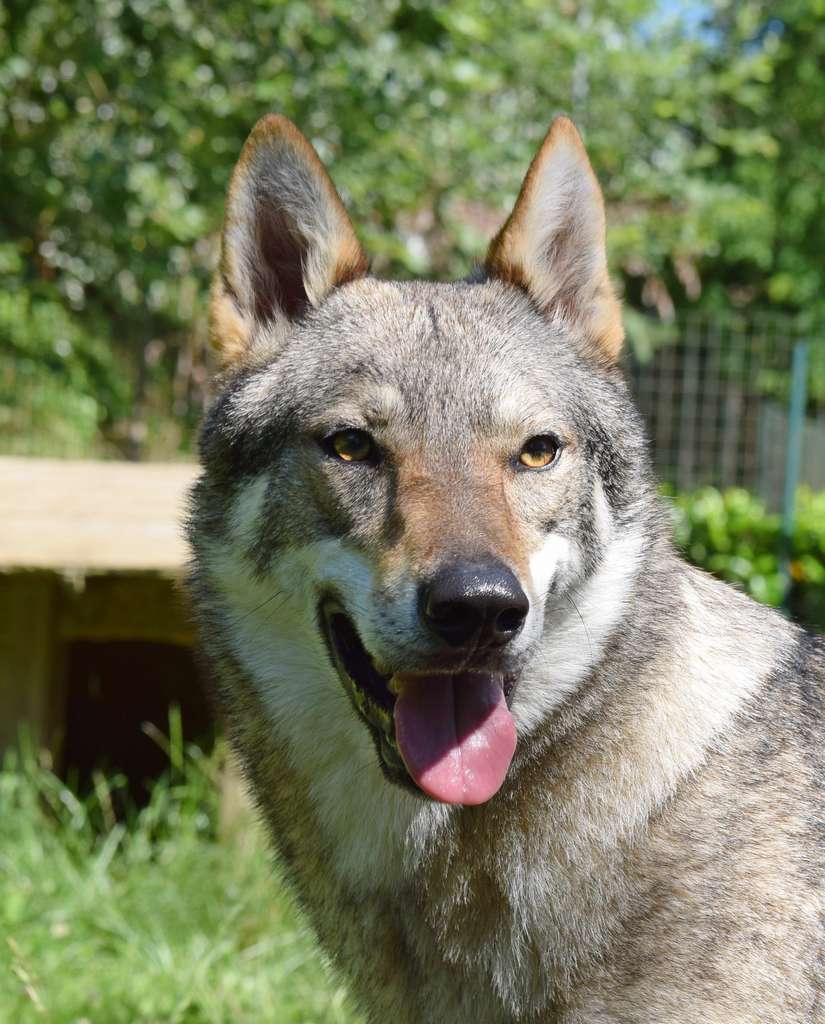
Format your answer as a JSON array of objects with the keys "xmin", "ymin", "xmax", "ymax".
[
  {"xmin": 210, "ymin": 114, "xmax": 368, "ymax": 368},
  {"xmin": 486, "ymin": 116, "xmax": 623, "ymax": 362}
]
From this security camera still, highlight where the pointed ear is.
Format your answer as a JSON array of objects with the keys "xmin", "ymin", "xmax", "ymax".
[
  {"xmin": 210, "ymin": 114, "xmax": 368, "ymax": 368},
  {"xmin": 486, "ymin": 117, "xmax": 623, "ymax": 363}
]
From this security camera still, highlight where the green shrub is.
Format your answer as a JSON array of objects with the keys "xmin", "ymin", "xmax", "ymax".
[
  {"xmin": 0, "ymin": 291, "xmax": 131, "ymax": 457},
  {"xmin": 668, "ymin": 487, "xmax": 825, "ymax": 633}
]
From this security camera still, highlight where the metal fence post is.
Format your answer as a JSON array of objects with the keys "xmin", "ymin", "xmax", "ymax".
[{"xmin": 780, "ymin": 340, "xmax": 809, "ymax": 607}]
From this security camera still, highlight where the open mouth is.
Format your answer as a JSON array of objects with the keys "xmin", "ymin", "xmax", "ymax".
[
  {"xmin": 320, "ymin": 601, "xmax": 519, "ymax": 805},
  {"xmin": 320, "ymin": 602, "xmax": 410, "ymax": 788}
]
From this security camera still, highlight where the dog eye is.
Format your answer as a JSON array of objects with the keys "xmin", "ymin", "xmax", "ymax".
[
  {"xmin": 518, "ymin": 435, "xmax": 560, "ymax": 470},
  {"xmin": 324, "ymin": 429, "xmax": 376, "ymax": 463}
]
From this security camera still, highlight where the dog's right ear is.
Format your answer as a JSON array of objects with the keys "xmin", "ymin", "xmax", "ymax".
[{"xmin": 210, "ymin": 115, "xmax": 368, "ymax": 368}]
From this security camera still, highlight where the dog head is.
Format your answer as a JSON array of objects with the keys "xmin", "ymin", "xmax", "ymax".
[{"xmin": 189, "ymin": 116, "xmax": 655, "ymax": 808}]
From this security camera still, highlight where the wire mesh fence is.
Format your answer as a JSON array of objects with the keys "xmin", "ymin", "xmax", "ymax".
[{"xmin": 624, "ymin": 313, "xmax": 825, "ymax": 511}]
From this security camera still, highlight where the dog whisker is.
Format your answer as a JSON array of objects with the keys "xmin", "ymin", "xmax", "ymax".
[
  {"xmin": 564, "ymin": 593, "xmax": 594, "ymax": 663},
  {"xmin": 226, "ymin": 588, "xmax": 286, "ymax": 628}
]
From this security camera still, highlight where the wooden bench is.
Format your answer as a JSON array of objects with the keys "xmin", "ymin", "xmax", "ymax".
[{"xmin": 0, "ymin": 457, "xmax": 199, "ymax": 758}]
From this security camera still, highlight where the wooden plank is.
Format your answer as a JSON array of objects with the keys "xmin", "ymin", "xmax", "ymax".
[
  {"xmin": 0, "ymin": 457, "xmax": 198, "ymax": 572},
  {"xmin": 0, "ymin": 573, "xmax": 64, "ymax": 755}
]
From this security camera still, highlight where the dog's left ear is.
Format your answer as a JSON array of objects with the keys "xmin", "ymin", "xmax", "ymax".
[
  {"xmin": 486, "ymin": 117, "xmax": 623, "ymax": 363},
  {"xmin": 210, "ymin": 115, "xmax": 368, "ymax": 368}
]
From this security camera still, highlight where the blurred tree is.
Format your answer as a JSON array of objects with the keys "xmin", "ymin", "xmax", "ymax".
[
  {"xmin": 693, "ymin": 0, "xmax": 825, "ymax": 319},
  {"xmin": 0, "ymin": 0, "xmax": 819, "ymax": 457}
]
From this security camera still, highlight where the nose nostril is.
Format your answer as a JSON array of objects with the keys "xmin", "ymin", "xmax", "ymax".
[
  {"xmin": 495, "ymin": 607, "xmax": 527, "ymax": 635},
  {"xmin": 426, "ymin": 599, "xmax": 483, "ymax": 642}
]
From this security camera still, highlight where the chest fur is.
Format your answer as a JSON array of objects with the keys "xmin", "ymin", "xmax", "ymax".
[{"xmin": 241, "ymin": 719, "xmax": 631, "ymax": 1022}]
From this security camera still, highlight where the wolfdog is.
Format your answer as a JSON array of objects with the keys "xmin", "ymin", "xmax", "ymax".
[{"xmin": 186, "ymin": 114, "xmax": 825, "ymax": 1022}]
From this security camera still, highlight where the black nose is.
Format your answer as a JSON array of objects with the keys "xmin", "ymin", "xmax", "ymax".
[{"xmin": 420, "ymin": 561, "xmax": 529, "ymax": 648}]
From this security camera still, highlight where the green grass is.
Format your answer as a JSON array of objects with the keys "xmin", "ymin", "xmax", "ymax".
[{"xmin": 0, "ymin": 723, "xmax": 363, "ymax": 1024}]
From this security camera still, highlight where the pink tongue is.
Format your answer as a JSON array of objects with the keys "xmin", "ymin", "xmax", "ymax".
[{"xmin": 393, "ymin": 673, "xmax": 517, "ymax": 805}]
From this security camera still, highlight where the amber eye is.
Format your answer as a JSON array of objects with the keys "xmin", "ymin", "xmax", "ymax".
[
  {"xmin": 325, "ymin": 429, "xmax": 376, "ymax": 463},
  {"xmin": 518, "ymin": 435, "xmax": 560, "ymax": 470}
]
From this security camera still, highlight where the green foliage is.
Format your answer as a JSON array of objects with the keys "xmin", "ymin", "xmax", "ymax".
[
  {"xmin": 0, "ymin": 728, "xmax": 361, "ymax": 1023},
  {"xmin": 701, "ymin": 0, "xmax": 825, "ymax": 318},
  {"xmin": 669, "ymin": 486, "xmax": 825, "ymax": 631},
  {"xmin": 2, "ymin": 0, "xmax": 821, "ymax": 624},
  {"xmin": 0, "ymin": 291, "xmax": 130, "ymax": 455},
  {"xmin": 1, "ymin": 1, "xmax": 823, "ymax": 456}
]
